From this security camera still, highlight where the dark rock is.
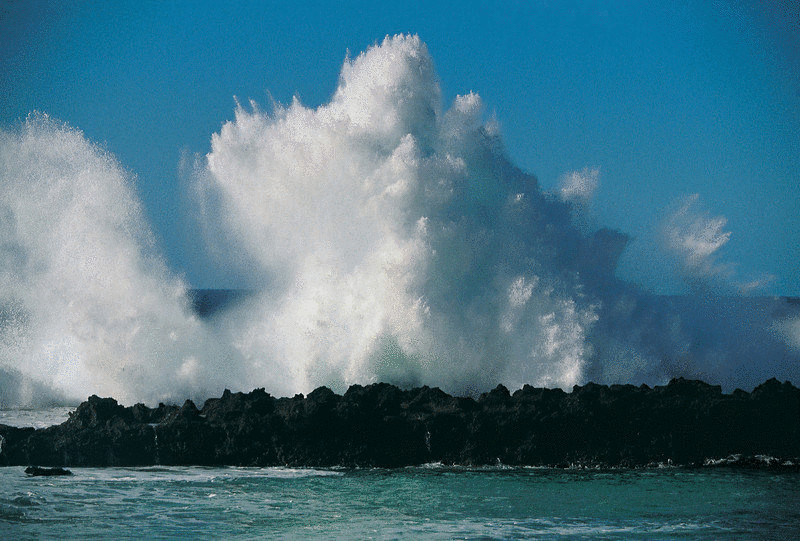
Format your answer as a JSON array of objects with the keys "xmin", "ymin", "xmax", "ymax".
[
  {"xmin": 0, "ymin": 378, "xmax": 798, "ymax": 469},
  {"xmin": 25, "ymin": 466, "xmax": 72, "ymax": 476},
  {"xmin": 66, "ymin": 395, "xmax": 129, "ymax": 429}
]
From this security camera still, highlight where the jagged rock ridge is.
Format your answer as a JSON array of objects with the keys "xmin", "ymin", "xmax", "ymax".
[{"xmin": 0, "ymin": 378, "xmax": 798, "ymax": 468}]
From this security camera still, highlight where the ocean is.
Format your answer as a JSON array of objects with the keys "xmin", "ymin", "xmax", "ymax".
[
  {"xmin": 2, "ymin": 458, "xmax": 799, "ymax": 539},
  {"xmin": 3, "ymin": 34, "xmax": 800, "ymax": 540},
  {"xmin": 2, "ymin": 292, "xmax": 799, "ymax": 539},
  {"xmin": 2, "ymin": 292, "xmax": 799, "ymax": 538},
  {"xmin": 1, "ymin": 410, "xmax": 799, "ymax": 541}
]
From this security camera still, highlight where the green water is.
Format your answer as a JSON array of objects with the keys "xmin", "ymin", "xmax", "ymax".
[{"xmin": 2, "ymin": 465, "xmax": 798, "ymax": 539}]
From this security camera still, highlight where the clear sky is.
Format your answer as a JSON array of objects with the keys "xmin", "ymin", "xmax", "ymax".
[{"xmin": 2, "ymin": 0, "xmax": 798, "ymax": 294}]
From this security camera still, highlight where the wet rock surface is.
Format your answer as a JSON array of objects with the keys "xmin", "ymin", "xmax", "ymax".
[
  {"xmin": 24, "ymin": 466, "xmax": 72, "ymax": 476},
  {"xmin": 0, "ymin": 378, "xmax": 798, "ymax": 468}
]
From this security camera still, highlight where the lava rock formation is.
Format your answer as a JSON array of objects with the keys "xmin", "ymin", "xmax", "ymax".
[{"xmin": 0, "ymin": 378, "xmax": 798, "ymax": 468}]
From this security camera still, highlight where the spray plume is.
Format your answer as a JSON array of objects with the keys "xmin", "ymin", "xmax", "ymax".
[{"xmin": 1, "ymin": 35, "xmax": 797, "ymax": 406}]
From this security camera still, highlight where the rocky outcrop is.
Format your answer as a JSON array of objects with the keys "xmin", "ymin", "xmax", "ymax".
[
  {"xmin": 0, "ymin": 378, "xmax": 798, "ymax": 468},
  {"xmin": 24, "ymin": 466, "xmax": 72, "ymax": 476}
]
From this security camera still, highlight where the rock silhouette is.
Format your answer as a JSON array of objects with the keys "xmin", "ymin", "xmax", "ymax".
[
  {"xmin": 0, "ymin": 378, "xmax": 798, "ymax": 468},
  {"xmin": 24, "ymin": 466, "xmax": 72, "ymax": 476}
]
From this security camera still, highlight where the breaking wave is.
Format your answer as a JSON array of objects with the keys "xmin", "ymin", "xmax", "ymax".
[
  {"xmin": 1, "ymin": 35, "xmax": 797, "ymax": 405},
  {"xmin": 0, "ymin": 115, "xmax": 241, "ymax": 406}
]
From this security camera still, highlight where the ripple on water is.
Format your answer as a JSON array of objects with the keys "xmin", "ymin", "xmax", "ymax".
[{"xmin": 0, "ymin": 492, "xmax": 46, "ymax": 522}]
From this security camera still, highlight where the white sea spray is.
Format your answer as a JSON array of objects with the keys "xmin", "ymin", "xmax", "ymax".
[{"xmin": 0, "ymin": 35, "xmax": 797, "ymax": 406}]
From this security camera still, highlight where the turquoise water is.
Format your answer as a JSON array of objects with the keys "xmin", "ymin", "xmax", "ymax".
[
  {"xmin": 2, "ymin": 465, "xmax": 798, "ymax": 539},
  {"xmin": 2, "ymin": 408, "xmax": 799, "ymax": 539}
]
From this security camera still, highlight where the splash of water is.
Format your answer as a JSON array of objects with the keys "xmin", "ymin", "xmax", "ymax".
[
  {"xmin": 191, "ymin": 36, "xmax": 622, "ymax": 397},
  {"xmin": 0, "ymin": 114, "xmax": 243, "ymax": 406},
  {"xmin": 1, "ymin": 35, "xmax": 797, "ymax": 406},
  {"xmin": 195, "ymin": 35, "xmax": 799, "ymax": 396}
]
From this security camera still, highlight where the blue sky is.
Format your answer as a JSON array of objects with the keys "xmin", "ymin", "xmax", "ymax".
[{"xmin": 2, "ymin": 0, "xmax": 798, "ymax": 294}]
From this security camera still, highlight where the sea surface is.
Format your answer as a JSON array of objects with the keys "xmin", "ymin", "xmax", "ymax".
[{"xmin": 2, "ymin": 410, "xmax": 799, "ymax": 540}]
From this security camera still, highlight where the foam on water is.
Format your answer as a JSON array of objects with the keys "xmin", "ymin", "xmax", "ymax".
[
  {"xmin": 1, "ymin": 35, "xmax": 798, "ymax": 406},
  {"xmin": 2, "ymin": 466, "xmax": 799, "ymax": 539}
]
